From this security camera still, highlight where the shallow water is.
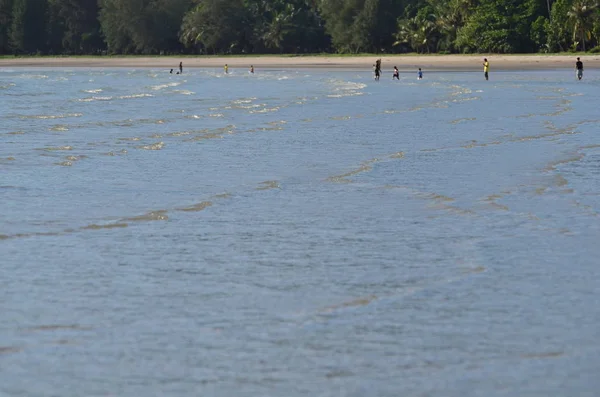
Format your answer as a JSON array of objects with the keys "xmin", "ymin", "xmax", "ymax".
[{"xmin": 1, "ymin": 67, "xmax": 600, "ymax": 396}]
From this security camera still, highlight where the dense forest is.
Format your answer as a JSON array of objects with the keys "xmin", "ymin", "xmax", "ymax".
[{"xmin": 0, "ymin": 0, "xmax": 599, "ymax": 55}]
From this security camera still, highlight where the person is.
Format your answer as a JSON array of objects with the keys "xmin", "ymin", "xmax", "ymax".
[
  {"xmin": 250, "ymin": 65, "xmax": 254, "ymax": 74},
  {"xmin": 170, "ymin": 69, "xmax": 173, "ymax": 74},
  {"xmin": 417, "ymin": 68, "xmax": 423, "ymax": 80},
  {"xmin": 576, "ymin": 57, "xmax": 583, "ymax": 80},
  {"xmin": 393, "ymin": 66, "xmax": 399, "ymax": 80},
  {"xmin": 374, "ymin": 59, "xmax": 381, "ymax": 81},
  {"xmin": 224, "ymin": 64, "xmax": 229, "ymax": 74},
  {"xmin": 483, "ymin": 58, "xmax": 489, "ymax": 81},
  {"xmin": 179, "ymin": 62, "xmax": 183, "ymax": 74}
]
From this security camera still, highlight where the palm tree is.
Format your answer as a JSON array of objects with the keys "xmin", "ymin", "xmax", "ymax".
[
  {"xmin": 567, "ymin": 0, "xmax": 599, "ymax": 52},
  {"xmin": 394, "ymin": 16, "xmax": 437, "ymax": 53},
  {"xmin": 428, "ymin": 0, "xmax": 474, "ymax": 52},
  {"xmin": 261, "ymin": 3, "xmax": 297, "ymax": 52}
]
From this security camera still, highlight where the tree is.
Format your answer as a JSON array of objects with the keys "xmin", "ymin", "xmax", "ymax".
[
  {"xmin": 0, "ymin": 0, "xmax": 13, "ymax": 53},
  {"xmin": 456, "ymin": 0, "xmax": 542, "ymax": 53},
  {"xmin": 319, "ymin": 0, "xmax": 400, "ymax": 53},
  {"xmin": 279, "ymin": 0, "xmax": 329, "ymax": 53},
  {"xmin": 100, "ymin": 0, "xmax": 192, "ymax": 54},
  {"xmin": 179, "ymin": 0, "xmax": 251, "ymax": 54},
  {"xmin": 394, "ymin": 15, "xmax": 437, "ymax": 53},
  {"xmin": 428, "ymin": 0, "xmax": 467, "ymax": 52},
  {"xmin": 9, "ymin": 0, "xmax": 48, "ymax": 54},
  {"xmin": 567, "ymin": 0, "xmax": 599, "ymax": 51},
  {"xmin": 48, "ymin": 0, "xmax": 103, "ymax": 54},
  {"xmin": 546, "ymin": 0, "xmax": 574, "ymax": 51}
]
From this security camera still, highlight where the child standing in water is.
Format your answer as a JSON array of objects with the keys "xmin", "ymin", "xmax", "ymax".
[
  {"xmin": 250, "ymin": 65, "xmax": 254, "ymax": 74},
  {"xmin": 417, "ymin": 68, "xmax": 423, "ymax": 80},
  {"xmin": 224, "ymin": 64, "xmax": 229, "ymax": 74},
  {"xmin": 393, "ymin": 66, "xmax": 399, "ymax": 80}
]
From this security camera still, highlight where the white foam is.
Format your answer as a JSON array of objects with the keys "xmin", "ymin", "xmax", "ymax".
[
  {"xmin": 78, "ymin": 96, "xmax": 113, "ymax": 102},
  {"xmin": 18, "ymin": 74, "xmax": 48, "ymax": 79},
  {"xmin": 151, "ymin": 82, "xmax": 181, "ymax": 90},
  {"xmin": 118, "ymin": 93, "xmax": 154, "ymax": 99},
  {"xmin": 26, "ymin": 113, "xmax": 83, "ymax": 120},
  {"xmin": 172, "ymin": 90, "xmax": 194, "ymax": 95}
]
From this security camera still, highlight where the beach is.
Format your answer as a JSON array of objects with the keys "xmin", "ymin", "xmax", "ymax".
[{"xmin": 1, "ymin": 54, "xmax": 599, "ymax": 70}]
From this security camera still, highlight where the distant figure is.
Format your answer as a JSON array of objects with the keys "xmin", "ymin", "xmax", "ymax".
[
  {"xmin": 576, "ymin": 57, "xmax": 583, "ymax": 80},
  {"xmin": 224, "ymin": 64, "xmax": 229, "ymax": 74},
  {"xmin": 374, "ymin": 59, "xmax": 381, "ymax": 81},
  {"xmin": 250, "ymin": 65, "xmax": 254, "ymax": 74},
  {"xmin": 483, "ymin": 58, "xmax": 489, "ymax": 81},
  {"xmin": 170, "ymin": 69, "xmax": 173, "ymax": 74},
  {"xmin": 179, "ymin": 62, "xmax": 183, "ymax": 74},
  {"xmin": 393, "ymin": 66, "xmax": 399, "ymax": 80},
  {"xmin": 417, "ymin": 68, "xmax": 423, "ymax": 80}
]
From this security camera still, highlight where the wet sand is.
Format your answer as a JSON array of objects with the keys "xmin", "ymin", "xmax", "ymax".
[{"xmin": 1, "ymin": 54, "xmax": 599, "ymax": 71}]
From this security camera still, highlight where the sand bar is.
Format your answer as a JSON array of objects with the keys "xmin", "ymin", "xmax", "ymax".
[{"xmin": 0, "ymin": 55, "xmax": 599, "ymax": 71}]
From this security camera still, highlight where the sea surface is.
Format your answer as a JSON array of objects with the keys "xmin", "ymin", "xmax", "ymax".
[{"xmin": 1, "ymin": 67, "xmax": 599, "ymax": 396}]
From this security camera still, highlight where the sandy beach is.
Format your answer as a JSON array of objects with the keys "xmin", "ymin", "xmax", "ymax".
[{"xmin": 1, "ymin": 54, "xmax": 599, "ymax": 71}]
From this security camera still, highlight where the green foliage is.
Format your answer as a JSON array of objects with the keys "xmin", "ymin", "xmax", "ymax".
[
  {"xmin": 47, "ymin": 0, "xmax": 103, "ymax": 54},
  {"xmin": 0, "ymin": 0, "xmax": 13, "ymax": 53},
  {"xmin": 547, "ymin": 0, "xmax": 574, "ymax": 51},
  {"xmin": 320, "ymin": 0, "xmax": 402, "ymax": 53},
  {"xmin": 9, "ymin": 0, "xmax": 47, "ymax": 54},
  {"xmin": 394, "ymin": 11, "xmax": 438, "ymax": 54},
  {"xmin": 567, "ymin": 0, "xmax": 599, "ymax": 51},
  {"xmin": 179, "ymin": 0, "xmax": 250, "ymax": 54},
  {"xmin": 531, "ymin": 16, "xmax": 549, "ymax": 51},
  {"xmin": 0, "ymin": 0, "xmax": 598, "ymax": 55},
  {"xmin": 100, "ymin": 0, "xmax": 193, "ymax": 54},
  {"xmin": 456, "ymin": 0, "xmax": 542, "ymax": 53}
]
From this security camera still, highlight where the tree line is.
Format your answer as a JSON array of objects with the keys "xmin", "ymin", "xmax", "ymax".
[{"xmin": 0, "ymin": 0, "xmax": 599, "ymax": 56}]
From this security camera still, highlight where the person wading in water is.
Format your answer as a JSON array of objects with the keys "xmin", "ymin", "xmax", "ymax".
[
  {"xmin": 483, "ymin": 58, "xmax": 489, "ymax": 81},
  {"xmin": 576, "ymin": 57, "xmax": 584, "ymax": 80}
]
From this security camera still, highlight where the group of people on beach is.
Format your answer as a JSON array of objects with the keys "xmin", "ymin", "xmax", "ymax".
[
  {"xmin": 374, "ymin": 57, "xmax": 585, "ymax": 81},
  {"xmin": 374, "ymin": 58, "xmax": 424, "ymax": 81},
  {"xmin": 481, "ymin": 57, "xmax": 584, "ymax": 81},
  {"xmin": 171, "ymin": 62, "xmax": 255, "ymax": 75},
  {"xmin": 168, "ymin": 57, "xmax": 586, "ymax": 81},
  {"xmin": 169, "ymin": 62, "xmax": 184, "ymax": 74}
]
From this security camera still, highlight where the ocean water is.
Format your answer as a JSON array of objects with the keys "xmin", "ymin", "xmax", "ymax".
[{"xmin": 1, "ymin": 67, "xmax": 599, "ymax": 396}]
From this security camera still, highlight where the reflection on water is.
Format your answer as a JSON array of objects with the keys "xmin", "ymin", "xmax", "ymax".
[{"xmin": 1, "ymin": 68, "xmax": 600, "ymax": 397}]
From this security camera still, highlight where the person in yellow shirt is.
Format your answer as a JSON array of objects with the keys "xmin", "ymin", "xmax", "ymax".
[
  {"xmin": 224, "ymin": 64, "xmax": 229, "ymax": 74},
  {"xmin": 483, "ymin": 58, "xmax": 489, "ymax": 81}
]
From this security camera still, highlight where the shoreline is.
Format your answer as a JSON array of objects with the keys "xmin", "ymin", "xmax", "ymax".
[{"xmin": 1, "ymin": 55, "xmax": 599, "ymax": 71}]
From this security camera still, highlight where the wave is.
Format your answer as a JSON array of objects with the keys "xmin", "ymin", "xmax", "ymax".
[
  {"xmin": 78, "ymin": 96, "xmax": 113, "ymax": 102},
  {"xmin": 150, "ymin": 82, "xmax": 181, "ymax": 91},
  {"xmin": 22, "ymin": 113, "xmax": 83, "ymax": 120},
  {"xmin": 138, "ymin": 142, "xmax": 164, "ymax": 150},
  {"xmin": 118, "ymin": 93, "xmax": 154, "ymax": 100}
]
